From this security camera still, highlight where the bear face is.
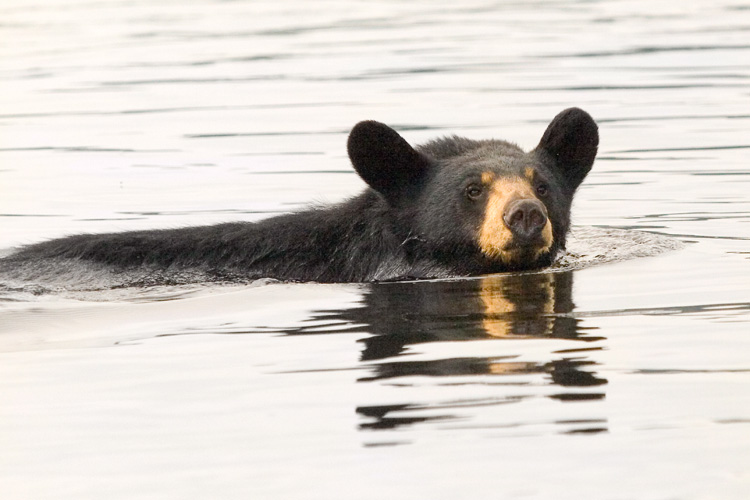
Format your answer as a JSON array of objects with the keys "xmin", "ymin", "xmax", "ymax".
[{"xmin": 347, "ymin": 108, "xmax": 598, "ymax": 275}]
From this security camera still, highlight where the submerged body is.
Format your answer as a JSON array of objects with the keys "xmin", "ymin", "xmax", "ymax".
[{"xmin": 0, "ymin": 108, "xmax": 598, "ymax": 284}]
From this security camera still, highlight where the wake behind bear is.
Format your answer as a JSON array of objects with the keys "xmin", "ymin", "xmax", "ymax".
[{"xmin": 0, "ymin": 108, "xmax": 598, "ymax": 285}]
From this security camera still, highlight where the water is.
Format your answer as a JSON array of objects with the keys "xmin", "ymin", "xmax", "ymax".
[{"xmin": 1, "ymin": 0, "xmax": 749, "ymax": 498}]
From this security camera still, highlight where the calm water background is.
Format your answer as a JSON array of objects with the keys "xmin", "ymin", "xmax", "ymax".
[{"xmin": 1, "ymin": 0, "xmax": 749, "ymax": 499}]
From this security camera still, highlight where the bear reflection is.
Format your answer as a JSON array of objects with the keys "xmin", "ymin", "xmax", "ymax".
[
  {"xmin": 278, "ymin": 270, "xmax": 608, "ymax": 432},
  {"xmin": 349, "ymin": 270, "xmax": 600, "ymax": 361},
  {"xmin": 344, "ymin": 271, "xmax": 608, "ymax": 432},
  {"xmin": 281, "ymin": 270, "xmax": 606, "ymax": 383}
]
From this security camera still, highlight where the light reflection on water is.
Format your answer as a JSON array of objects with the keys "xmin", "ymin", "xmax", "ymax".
[{"xmin": 1, "ymin": 0, "xmax": 750, "ymax": 498}]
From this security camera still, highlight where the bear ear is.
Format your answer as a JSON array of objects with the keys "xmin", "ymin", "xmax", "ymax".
[
  {"xmin": 535, "ymin": 108, "xmax": 599, "ymax": 190},
  {"xmin": 347, "ymin": 120, "xmax": 432, "ymax": 202}
]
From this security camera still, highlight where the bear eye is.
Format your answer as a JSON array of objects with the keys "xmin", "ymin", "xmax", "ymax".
[
  {"xmin": 536, "ymin": 183, "xmax": 549, "ymax": 197},
  {"xmin": 465, "ymin": 184, "xmax": 483, "ymax": 201}
]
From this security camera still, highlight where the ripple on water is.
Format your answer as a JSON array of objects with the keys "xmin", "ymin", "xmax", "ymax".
[{"xmin": 554, "ymin": 226, "xmax": 684, "ymax": 271}]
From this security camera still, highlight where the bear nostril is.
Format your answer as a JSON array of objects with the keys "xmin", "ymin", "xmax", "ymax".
[
  {"xmin": 529, "ymin": 209, "xmax": 545, "ymax": 228},
  {"xmin": 507, "ymin": 208, "xmax": 527, "ymax": 229},
  {"xmin": 503, "ymin": 199, "xmax": 548, "ymax": 240}
]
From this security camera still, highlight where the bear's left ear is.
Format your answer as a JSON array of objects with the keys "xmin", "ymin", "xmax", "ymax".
[
  {"xmin": 535, "ymin": 108, "xmax": 599, "ymax": 191},
  {"xmin": 347, "ymin": 120, "xmax": 432, "ymax": 203}
]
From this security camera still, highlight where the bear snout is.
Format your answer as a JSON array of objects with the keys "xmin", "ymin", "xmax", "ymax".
[{"xmin": 503, "ymin": 199, "xmax": 548, "ymax": 242}]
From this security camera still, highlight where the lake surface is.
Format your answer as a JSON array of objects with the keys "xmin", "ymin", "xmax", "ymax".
[{"xmin": 1, "ymin": 0, "xmax": 749, "ymax": 498}]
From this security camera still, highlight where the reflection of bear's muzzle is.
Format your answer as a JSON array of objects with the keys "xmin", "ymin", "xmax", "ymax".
[{"xmin": 503, "ymin": 198, "xmax": 548, "ymax": 243}]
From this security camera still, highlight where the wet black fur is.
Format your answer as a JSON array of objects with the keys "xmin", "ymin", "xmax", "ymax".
[{"xmin": 0, "ymin": 108, "xmax": 598, "ymax": 284}]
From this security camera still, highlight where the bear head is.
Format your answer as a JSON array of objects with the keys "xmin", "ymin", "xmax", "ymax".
[{"xmin": 347, "ymin": 108, "xmax": 598, "ymax": 275}]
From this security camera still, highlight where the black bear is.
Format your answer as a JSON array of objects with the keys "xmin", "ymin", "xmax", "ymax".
[{"xmin": 0, "ymin": 108, "xmax": 598, "ymax": 285}]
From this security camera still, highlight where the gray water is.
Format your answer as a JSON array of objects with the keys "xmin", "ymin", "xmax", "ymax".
[{"xmin": 1, "ymin": 1, "xmax": 749, "ymax": 499}]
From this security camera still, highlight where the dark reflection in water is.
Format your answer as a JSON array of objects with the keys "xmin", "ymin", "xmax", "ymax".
[
  {"xmin": 281, "ymin": 271, "xmax": 608, "ymax": 433},
  {"xmin": 357, "ymin": 271, "xmax": 603, "ymax": 361},
  {"xmin": 358, "ymin": 356, "xmax": 606, "ymax": 387},
  {"xmin": 358, "ymin": 404, "xmax": 457, "ymax": 431},
  {"xmin": 285, "ymin": 271, "xmax": 602, "ymax": 359}
]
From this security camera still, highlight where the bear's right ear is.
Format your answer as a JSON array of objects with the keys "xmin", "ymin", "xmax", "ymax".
[
  {"xmin": 535, "ymin": 108, "xmax": 599, "ymax": 191},
  {"xmin": 347, "ymin": 120, "xmax": 432, "ymax": 202}
]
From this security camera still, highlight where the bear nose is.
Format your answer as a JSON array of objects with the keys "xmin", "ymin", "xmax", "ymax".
[{"xmin": 503, "ymin": 199, "xmax": 548, "ymax": 241}]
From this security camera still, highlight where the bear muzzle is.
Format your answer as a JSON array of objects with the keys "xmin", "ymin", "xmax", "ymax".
[{"xmin": 478, "ymin": 180, "xmax": 554, "ymax": 266}]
